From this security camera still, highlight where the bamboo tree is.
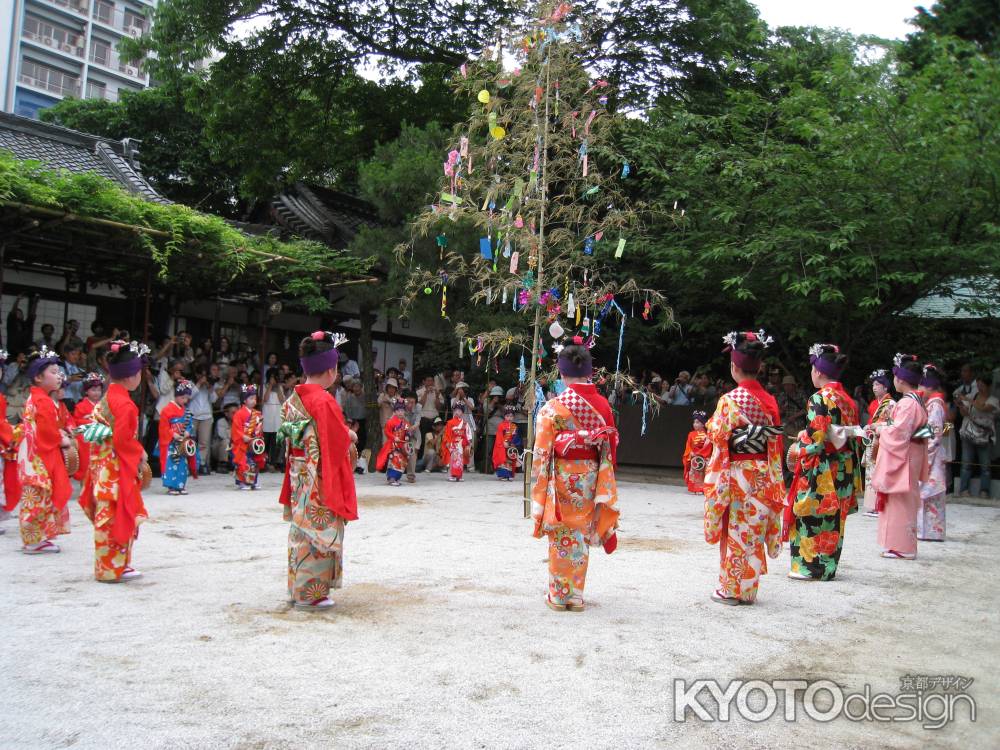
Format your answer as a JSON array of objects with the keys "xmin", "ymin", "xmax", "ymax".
[{"xmin": 400, "ymin": 2, "xmax": 671, "ymax": 514}]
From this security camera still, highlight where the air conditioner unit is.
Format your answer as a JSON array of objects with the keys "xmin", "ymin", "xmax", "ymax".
[
  {"xmin": 44, "ymin": 37, "xmax": 53, "ymax": 46},
  {"xmin": 126, "ymin": 66, "xmax": 137, "ymax": 76},
  {"xmin": 127, "ymin": 27, "xmax": 142, "ymax": 38}
]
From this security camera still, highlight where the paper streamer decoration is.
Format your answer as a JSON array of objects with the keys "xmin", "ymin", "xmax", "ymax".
[
  {"xmin": 595, "ymin": 230, "xmax": 604, "ymax": 241},
  {"xmin": 533, "ymin": 381, "xmax": 545, "ymax": 425},
  {"xmin": 510, "ymin": 251, "xmax": 519, "ymax": 273},
  {"xmin": 615, "ymin": 237, "xmax": 626, "ymax": 258},
  {"xmin": 621, "ymin": 162, "xmax": 630, "ymax": 179},
  {"xmin": 441, "ymin": 192, "xmax": 463, "ymax": 205},
  {"xmin": 638, "ymin": 391, "xmax": 649, "ymax": 436},
  {"xmin": 567, "ymin": 293, "xmax": 575, "ymax": 317},
  {"xmin": 583, "ymin": 236, "xmax": 594, "ymax": 255},
  {"xmin": 502, "ymin": 287, "xmax": 508, "ymax": 304},
  {"xmin": 643, "ymin": 301, "xmax": 651, "ymax": 320},
  {"xmin": 479, "ymin": 237, "xmax": 493, "ymax": 260},
  {"xmin": 519, "ymin": 355, "xmax": 527, "ymax": 383},
  {"xmin": 478, "ymin": 89, "xmax": 491, "ymax": 104}
]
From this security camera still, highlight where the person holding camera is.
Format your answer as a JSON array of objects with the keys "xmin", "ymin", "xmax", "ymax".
[{"xmin": 262, "ymin": 367, "xmax": 286, "ymax": 470}]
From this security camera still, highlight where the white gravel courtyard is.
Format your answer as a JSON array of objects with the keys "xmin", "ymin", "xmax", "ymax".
[{"xmin": 2, "ymin": 470, "xmax": 997, "ymax": 749}]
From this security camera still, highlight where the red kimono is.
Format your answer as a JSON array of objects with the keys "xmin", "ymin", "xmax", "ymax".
[
  {"xmin": 492, "ymin": 420, "xmax": 521, "ymax": 478},
  {"xmin": 231, "ymin": 404, "xmax": 265, "ymax": 487},
  {"xmin": 441, "ymin": 417, "xmax": 470, "ymax": 479},
  {"xmin": 0, "ymin": 393, "xmax": 18, "ymax": 511},
  {"xmin": 78, "ymin": 383, "xmax": 148, "ymax": 579},
  {"xmin": 682, "ymin": 429, "xmax": 712, "ymax": 493},
  {"xmin": 73, "ymin": 397, "xmax": 98, "ymax": 482},
  {"xmin": 13, "ymin": 388, "xmax": 72, "ymax": 545},
  {"xmin": 376, "ymin": 414, "xmax": 410, "ymax": 479}
]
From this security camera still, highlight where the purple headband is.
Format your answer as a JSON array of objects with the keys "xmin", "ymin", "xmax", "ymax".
[
  {"xmin": 240, "ymin": 385, "xmax": 257, "ymax": 402},
  {"xmin": 893, "ymin": 366, "xmax": 921, "ymax": 387},
  {"xmin": 175, "ymin": 379, "xmax": 194, "ymax": 397},
  {"xmin": 557, "ymin": 337, "xmax": 594, "ymax": 378},
  {"xmin": 692, "ymin": 410, "xmax": 707, "ymax": 424},
  {"xmin": 870, "ymin": 370, "xmax": 892, "ymax": 389},
  {"xmin": 300, "ymin": 348, "xmax": 339, "ymax": 375},
  {"xmin": 810, "ymin": 354, "xmax": 844, "ymax": 379},
  {"xmin": 27, "ymin": 356, "xmax": 61, "ymax": 380},
  {"xmin": 107, "ymin": 358, "xmax": 143, "ymax": 380},
  {"xmin": 730, "ymin": 350, "xmax": 761, "ymax": 373},
  {"xmin": 920, "ymin": 366, "xmax": 942, "ymax": 389}
]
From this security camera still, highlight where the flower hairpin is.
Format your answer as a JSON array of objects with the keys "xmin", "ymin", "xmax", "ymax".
[
  {"xmin": 870, "ymin": 369, "xmax": 888, "ymax": 380},
  {"xmin": 128, "ymin": 341, "xmax": 151, "ymax": 357},
  {"xmin": 0, "ymin": 348, "xmax": 8, "ymax": 361},
  {"xmin": 310, "ymin": 330, "xmax": 327, "ymax": 341},
  {"xmin": 893, "ymin": 352, "xmax": 910, "ymax": 368},
  {"xmin": 241, "ymin": 383, "xmax": 256, "ymax": 393},
  {"xmin": 331, "ymin": 332, "xmax": 349, "ymax": 348},
  {"xmin": 109, "ymin": 340, "xmax": 126, "ymax": 354},
  {"xmin": 552, "ymin": 343, "xmax": 565, "ymax": 354},
  {"xmin": 809, "ymin": 343, "xmax": 838, "ymax": 359},
  {"xmin": 923, "ymin": 364, "xmax": 938, "ymax": 376},
  {"xmin": 755, "ymin": 329, "xmax": 774, "ymax": 348},
  {"xmin": 37, "ymin": 344, "xmax": 55, "ymax": 359},
  {"xmin": 721, "ymin": 331, "xmax": 738, "ymax": 349}
]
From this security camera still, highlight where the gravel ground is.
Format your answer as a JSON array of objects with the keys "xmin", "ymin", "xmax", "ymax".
[{"xmin": 1, "ymin": 469, "xmax": 996, "ymax": 749}]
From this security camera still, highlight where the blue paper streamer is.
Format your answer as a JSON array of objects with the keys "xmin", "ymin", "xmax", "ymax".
[
  {"xmin": 519, "ymin": 355, "xmax": 526, "ymax": 383},
  {"xmin": 479, "ymin": 237, "xmax": 493, "ymax": 260}
]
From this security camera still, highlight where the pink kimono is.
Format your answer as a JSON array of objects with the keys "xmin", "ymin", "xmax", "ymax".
[{"xmin": 872, "ymin": 394, "xmax": 929, "ymax": 556}]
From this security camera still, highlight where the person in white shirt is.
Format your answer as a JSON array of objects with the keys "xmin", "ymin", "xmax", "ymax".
[
  {"xmin": 189, "ymin": 364, "xmax": 220, "ymax": 474},
  {"xmin": 341, "ymin": 355, "xmax": 361, "ymax": 381},
  {"xmin": 213, "ymin": 404, "xmax": 236, "ymax": 469},
  {"xmin": 416, "ymin": 376, "xmax": 443, "ymax": 453},
  {"xmin": 398, "ymin": 358, "xmax": 412, "ymax": 385}
]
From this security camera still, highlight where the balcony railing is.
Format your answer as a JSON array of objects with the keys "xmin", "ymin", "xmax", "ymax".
[
  {"xmin": 19, "ymin": 72, "xmax": 81, "ymax": 98},
  {"xmin": 47, "ymin": 0, "xmax": 90, "ymax": 17},
  {"xmin": 22, "ymin": 28, "xmax": 86, "ymax": 58},
  {"xmin": 88, "ymin": 48, "xmax": 146, "ymax": 80},
  {"xmin": 91, "ymin": 5, "xmax": 148, "ymax": 36}
]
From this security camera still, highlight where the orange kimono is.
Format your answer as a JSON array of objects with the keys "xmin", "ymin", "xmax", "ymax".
[
  {"xmin": 531, "ymin": 384, "xmax": 619, "ymax": 607},
  {"xmin": 703, "ymin": 381, "xmax": 784, "ymax": 603},
  {"xmin": 78, "ymin": 383, "xmax": 148, "ymax": 581},
  {"xmin": 16, "ymin": 387, "xmax": 72, "ymax": 546},
  {"xmin": 492, "ymin": 420, "xmax": 521, "ymax": 479},
  {"xmin": 682, "ymin": 429, "xmax": 712, "ymax": 493},
  {"xmin": 73, "ymin": 397, "xmax": 98, "ymax": 482}
]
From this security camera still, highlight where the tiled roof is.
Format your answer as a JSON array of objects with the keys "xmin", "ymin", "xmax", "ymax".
[
  {"xmin": 0, "ymin": 111, "xmax": 169, "ymax": 204},
  {"xmin": 903, "ymin": 278, "xmax": 996, "ymax": 319},
  {"xmin": 271, "ymin": 182, "xmax": 381, "ymax": 248}
]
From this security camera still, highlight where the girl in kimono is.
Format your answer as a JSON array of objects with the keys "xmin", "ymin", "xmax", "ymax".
[
  {"xmin": 682, "ymin": 410, "xmax": 712, "ymax": 494},
  {"xmin": 492, "ymin": 407, "xmax": 522, "ymax": 481},
  {"xmin": 872, "ymin": 354, "xmax": 929, "ymax": 559},
  {"xmin": 917, "ymin": 364, "xmax": 948, "ymax": 541},
  {"xmin": 703, "ymin": 331, "xmax": 784, "ymax": 605},
  {"xmin": 862, "ymin": 370, "xmax": 895, "ymax": 517},
  {"xmin": 788, "ymin": 343, "xmax": 862, "ymax": 581},
  {"xmin": 72, "ymin": 372, "xmax": 105, "ymax": 482},
  {"xmin": 231, "ymin": 385, "xmax": 265, "ymax": 490},
  {"xmin": 78, "ymin": 340, "xmax": 149, "ymax": 582},
  {"xmin": 158, "ymin": 379, "xmax": 194, "ymax": 496},
  {"xmin": 278, "ymin": 331, "xmax": 357, "ymax": 611},
  {"xmin": 0, "ymin": 349, "xmax": 14, "ymax": 534},
  {"xmin": 376, "ymin": 399, "xmax": 410, "ymax": 487},
  {"xmin": 442, "ymin": 404, "xmax": 470, "ymax": 482},
  {"xmin": 16, "ymin": 347, "xmax": 73, "ymax": 554},
  {"xmin": 531, "ymin": 337, "xmax": 619, "ymax": 612}
]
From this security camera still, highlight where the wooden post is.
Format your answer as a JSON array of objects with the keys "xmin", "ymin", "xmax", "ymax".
[
  {"xmin": 258, "ymin": 298, "xmax": 268, "ymax": 389},
  {"xmin": 138, "ymin": 265, "xmax": 153, "ymax": 439}
]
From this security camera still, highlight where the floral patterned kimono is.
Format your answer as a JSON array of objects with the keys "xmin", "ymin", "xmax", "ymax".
[
  {"xmin": 0, "ymin": 392, "xmax": 14, "ymax": 513},
  {"xmin": 531, "ymin": 383, "xmax": 619, "ymax": 607},
  {"xmin": 78, "ymin": 383, "xmax": 148, "ymax": 581},
  {"xmin": 703, "ymin": 381, "xmax": 784, "ymax": 603},
  {"xmin": 278, "ymin": 385, "xmax": 357, "ymax": 605},
  {"xmin": 918, "ymin": 393, "xmax": 947, "ymax": 541},
  {"xmin": 787, "ymin": 382, "xmax": 861, "ymax": 580},
  {"xmin": 158, "ymin": 401, "xmax": 193, "ymax": 492},
  {"xmin": 441, "ymin": 417, "xmax": 470, "ymax": 480},
  {"xmin": 16, "ymin": 387, "xmax": 72, "ymax": 546},
  {"xmin": 862, "ymin": 394, "xmax": 895, "ymax": 513},
  {"xmin": 682, "ymin": 429, "xmax": 712, "ymax": 493},
  {"xmin": 492, "ymin": 420, "xmax": 522, "ymax": 480},
  {"xmin": 376, "ymin": 414, "xmax": 410, "ymax": 483},
  {"xmin": 231, "ymin": 405, "xmax": 265, "ymax": 488}
]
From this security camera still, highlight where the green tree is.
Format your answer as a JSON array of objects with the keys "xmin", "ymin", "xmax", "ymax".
[
  {"xmin": 626, "ymin": 30, "xmax": 1000, "ymax": 376},
  {"xmin": 901, "ymin": 0, "xmax": 1000, "ymax": 68}
]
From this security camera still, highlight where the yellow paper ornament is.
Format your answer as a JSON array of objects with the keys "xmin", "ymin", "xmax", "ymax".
[
  {"xmin": 477, "ymin": 90, "xmax": 491, "ymax": 104},
  {"xmin": 490, "ymin": 126, "xmax": 506, "ymax": 140}
]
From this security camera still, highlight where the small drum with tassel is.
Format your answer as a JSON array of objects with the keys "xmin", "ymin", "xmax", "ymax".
[
  {"xmin": 250, "ymin": 437, "xmax": 266, "ymax": 456},
  {"xmin": 690, "ymin": 454, "xmax": 706, "ymax": 473},
  {"xmin": 139, "ymin": 461, "xmax": 152, "ymax": 490},
  {"xmin": 183, "ymin": 437, "xmax": 197, "ymax": 457}
]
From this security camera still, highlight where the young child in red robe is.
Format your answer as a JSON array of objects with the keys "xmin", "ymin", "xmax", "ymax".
[
  {"xmin": 442, "ymin": 403, "xmax": 470, "ymax": 482},
  {"xmin": 492, "ymin": 406, "xmax": 522, "ymax": 481},
  {"xmin": 376, "ymin": 399, "xmax": 410, "ymax": 487},
  {"xmin": 682, "ymin": 410, "xmax": 712, "ymax": 494},
  {"xmin": 231, "ymin": 384, "xmax": 265, "ymax": 490},
  {"xmin": 72, "ymin": 372, "xmax": 105, "ymax": 482}
]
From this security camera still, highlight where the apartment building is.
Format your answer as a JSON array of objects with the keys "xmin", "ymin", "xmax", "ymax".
[{"xmin": 0, "ymin": 0, "xmax": 157, "ymax": 118}]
